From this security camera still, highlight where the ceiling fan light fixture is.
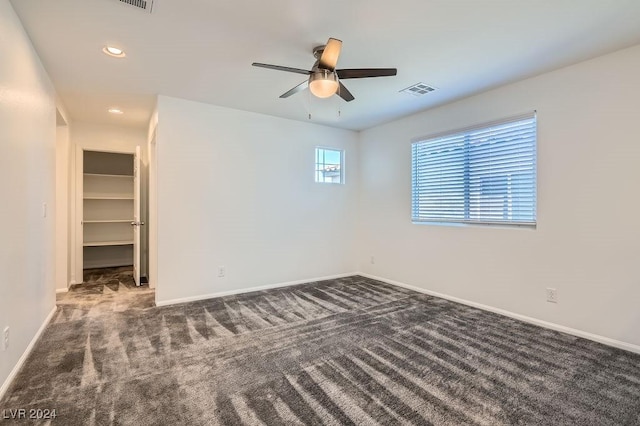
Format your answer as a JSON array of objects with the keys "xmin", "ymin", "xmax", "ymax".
[{"xmin": 309, "ymin": 70, "xmax": 338, "ymax": 98}]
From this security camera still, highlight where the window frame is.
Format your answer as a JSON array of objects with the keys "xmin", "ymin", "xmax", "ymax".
[
  {"xmin": 411, "ymin": 112, "xmax": 537, "ymax": 228},
  {"xmin": 315, "ymin": 146, "xmax": 345, "ymax": 185}
]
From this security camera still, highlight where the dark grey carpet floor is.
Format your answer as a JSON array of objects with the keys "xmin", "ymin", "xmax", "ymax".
[
  {"xmin": 1, "ymin": 272, "xmax": 639, "ymax": 425},
  {"xmin": 80, "ymin": 266, "xmax": 140, "ymax": 290}
]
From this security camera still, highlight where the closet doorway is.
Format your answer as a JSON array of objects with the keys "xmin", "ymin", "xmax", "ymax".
[{"xmin": 75, "ymin": 146, "xmax": 144, "ymax": 285}]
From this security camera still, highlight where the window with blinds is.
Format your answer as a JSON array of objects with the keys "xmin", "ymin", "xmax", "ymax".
[
  {"xmin": 315, "ymin": 147, "xmax": 344, "ymax": 184},
  {"xmin": 411, "ymin": 113, "xmax": 537, "ymax": 227}
]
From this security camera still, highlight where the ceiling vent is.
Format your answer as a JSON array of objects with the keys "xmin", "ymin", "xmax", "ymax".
[
  {"xmin": 115, "ymin": 0, "xmax": 154, "ymax": 13},
  {"xmin": 400, "ymin": 82, "xmax": 436, "ymax": 97}
]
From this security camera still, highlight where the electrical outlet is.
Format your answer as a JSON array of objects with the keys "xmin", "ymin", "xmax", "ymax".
[
  {"xmin": 370, "ymin": 256, "xmax": 375, "ymax": 264},
  {"xmin": 217, "ymin": 266, "xmax": 225, "ymax": 278},
  {"xmin": 546, "ymin": 288, "xmax": 558, "ymax": 303},
  {"xmin": 2, "ymin": 326, "xmax": 9, "ymax": 351}
]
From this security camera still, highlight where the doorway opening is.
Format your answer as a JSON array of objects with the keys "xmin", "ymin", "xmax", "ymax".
[{"xmin": 78, "ymin": 148, "xmax": 147, "ymax": 286}]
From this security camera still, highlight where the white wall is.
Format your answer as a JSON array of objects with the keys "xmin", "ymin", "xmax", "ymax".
[
  {"xmin": 155, "ymin": 96, "xmax": 359, "ymax": 303},
  {"xmin": 69, "ymin": 122, "xmax": 148, "ymax": 283},
  {"xmin": 55, "ymin": 123, "xmax": 70, "ymax": 291},
  {"xmin": 147, "ymin": 106, "xmax": 158, "ymax": 289},
  {"xmin": 71, "ymin": 121, "xmax": 147, "ymax": 154},
  {"xmin": 0, "ymin": 0, "xmax": 56, "ymax": 396},
  {"xmin": 358, "ymin": 44, "xmax": 640, "ymax": 347},
  {"xmin": 55, "ymin": 102, "xmax": 71, "ymax": 292}
]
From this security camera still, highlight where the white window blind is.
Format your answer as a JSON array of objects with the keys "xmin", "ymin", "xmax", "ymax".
[{"xmin": 411, "ymin": 113, "xmax": 537, "ymax": 226}]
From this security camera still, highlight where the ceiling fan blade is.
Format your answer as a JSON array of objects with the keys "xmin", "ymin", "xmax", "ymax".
[
  {"xmin": 279, "ymin": 80, "xmax": 308, "ymax": 98},
  {"xmin": 336, "ymin": 68, "xmax": 397, "ymax": 79},
  {"xmin": 337, "ymin": 82, "xmax": 354, "ymax": 102},
  {"xmin": 318, "ymin": 38, "xmax": 342, "ymax": 71},
  {"xmin": 252, "ymin": 63, "xmax": 311, "ymax": 75}
]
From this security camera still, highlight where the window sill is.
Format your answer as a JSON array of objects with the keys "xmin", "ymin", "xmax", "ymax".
[{"xmin": 412, "ymin": 220, "xmax": 536, "ymax": 230}]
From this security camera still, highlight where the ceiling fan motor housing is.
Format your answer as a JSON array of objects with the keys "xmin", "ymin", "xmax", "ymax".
[{"xmin": 312, "ymin": 45, "xmax": 326, "ymax": 61}]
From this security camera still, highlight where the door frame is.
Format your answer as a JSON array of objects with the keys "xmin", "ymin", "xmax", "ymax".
[
  {"xmin": 147, "ymin": 128, "xmax": 157, "ymax": 290},
  {"xmin": 72, "ymin": 146, "xmax": 139, "ymax": 284}
]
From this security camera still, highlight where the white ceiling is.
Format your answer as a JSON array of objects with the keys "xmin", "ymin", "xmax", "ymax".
[{"xmin": 10, "ymin": 0, "xmax": 640, "ymax": 131}]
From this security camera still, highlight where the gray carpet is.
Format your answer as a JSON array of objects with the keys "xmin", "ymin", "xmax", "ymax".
[
  {"xmin": 81, "ymin": 266, "xmax": 140, "ymax": 290},
  {"xmin": 1, "ymin": 272, "xmax": 639, "ymax": 425}
]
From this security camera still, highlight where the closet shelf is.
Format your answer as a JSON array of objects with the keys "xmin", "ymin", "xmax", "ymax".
[
  {"xmin": 84, "ymin": 173, "xmax": 133, "ymax": 178},
  {"xmin": 83, "ymin": 220, "xmax": 133, "ymax": 224},
  {"xmin": 83, "ymin": 240, "xmax": 134, "ymax": 247},
  {"xmin": 84, "ymin": 196, "xmax": 134, "ymax": 200}
]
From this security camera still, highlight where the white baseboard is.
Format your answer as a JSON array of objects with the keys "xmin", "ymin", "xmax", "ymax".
[
  {"xmin": 0, "ymin": 306, "xmax": 57, "ymax": 401},
  {"xmin": 358, "ymin": 272, "xmax": 640, "ymax": 355},
  {"xmin": 156, "ymin": 272, "xmax": 358, "ymax": 307},
  {"xmin": 55, "ymin": 287, "xmax": 69, "ymax": 294}
]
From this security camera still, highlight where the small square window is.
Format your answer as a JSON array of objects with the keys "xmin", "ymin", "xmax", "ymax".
[{"xmin": 315, "ymin": 147, "xmax": 343, "ymax": 184}]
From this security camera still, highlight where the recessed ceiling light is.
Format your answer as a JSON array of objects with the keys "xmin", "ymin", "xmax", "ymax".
[
  {"xmin": 102, "ymin": 46, "xmax": 126, "ymax": 58},
  {"xmin": 108, "ymin": 108, "xmax": 124, "ymax": 115}
]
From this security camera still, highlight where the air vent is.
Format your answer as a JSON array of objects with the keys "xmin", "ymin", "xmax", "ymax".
[
  {"xmin": 115, "ymin": 0, "xmax": 154, "ymax": 13},
  {"xmin": 400, "ymin": 82, "xmax": 436, "ymax": 97}
]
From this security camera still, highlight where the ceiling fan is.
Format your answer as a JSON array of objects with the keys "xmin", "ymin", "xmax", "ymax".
[{"xmin": 252, "ymin": 38, "xmax": 397, "ymax": 102}]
